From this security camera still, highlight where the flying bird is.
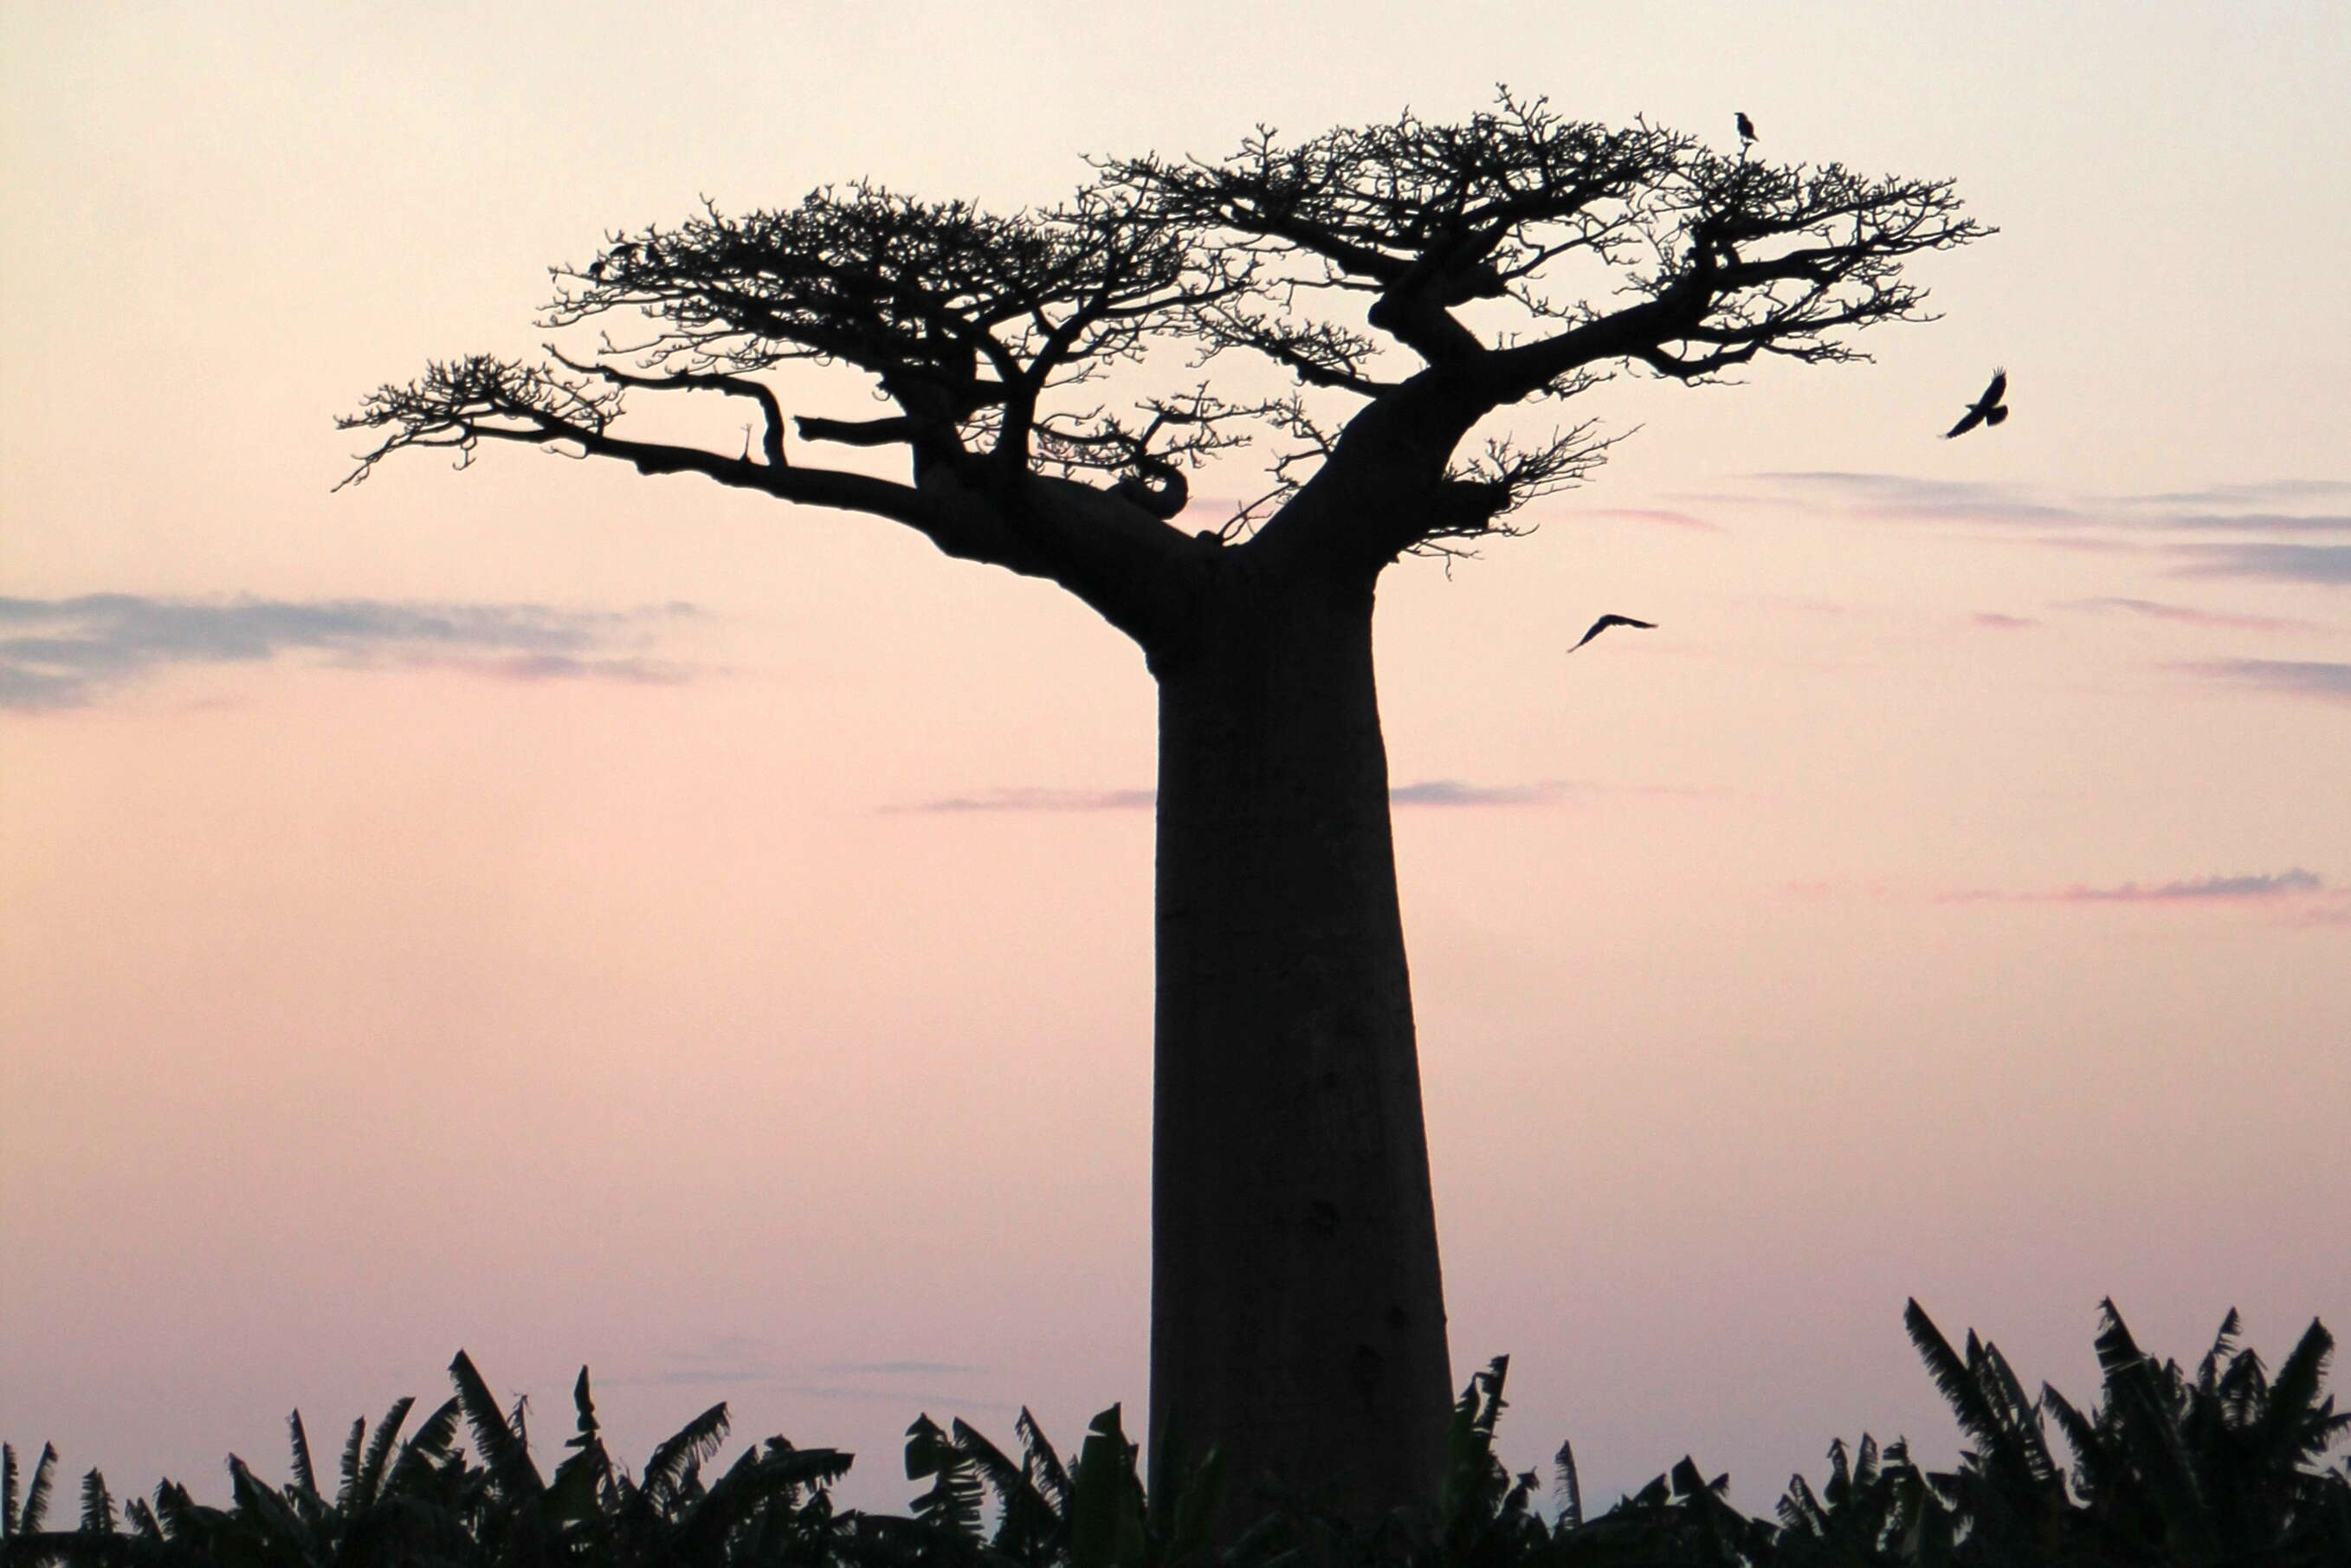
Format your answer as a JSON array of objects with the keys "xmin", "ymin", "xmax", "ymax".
[
  {"xmin": 1736, "ymin": 111, "xmax": 1757, "ymax": 143},
  {"xmin": 1567, "ymin": 614, "xmax": 1657, "ymax": 654},
  {"xmin": 1944, "ymin": 368, "xmax": 2009, "ymax": 438}
]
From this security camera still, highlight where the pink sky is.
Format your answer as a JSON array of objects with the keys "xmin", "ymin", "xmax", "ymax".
[{"xmin": 4, "ymin": 0, "xmax": 2347, "ymax": 1519}]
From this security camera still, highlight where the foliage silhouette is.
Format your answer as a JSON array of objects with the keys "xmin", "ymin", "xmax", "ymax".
[
  {"xmin": 3, "ymin": 1352, "xmax": 849, "ymax": 1568},
  {"xmin": 7, "ymin": 1305, "xmax": 2349, "ymax": 1565}
]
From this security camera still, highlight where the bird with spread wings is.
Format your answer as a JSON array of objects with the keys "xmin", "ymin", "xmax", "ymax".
[
  {"xmin": 1567, "ymin": 615, "xmax": 1657, "ymax": 654},
  {"xmin": 1944, "ymin": 368, "xmax": 2009, "ymax": 437}
]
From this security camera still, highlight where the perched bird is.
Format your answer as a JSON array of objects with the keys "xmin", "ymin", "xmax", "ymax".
[
  {"xmin": 1567, "ymin": 614, "xmax": 1657, "ymax": 654},
  {"xmin": 1943, "ymin": 368, "xmax": 2010, "ymax": 438},
  {"xmin": 1736, "ymin": 111, "xmax": 1757, "ymax": 144}
]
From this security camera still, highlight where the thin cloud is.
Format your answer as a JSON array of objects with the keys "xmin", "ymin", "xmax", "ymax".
[
  {"xmin": 1394, "ymin": 778, "xmax": 1725, "ymax": 804},
  {"xmin": 1742, "ymin": 471, "xmax": 2082, "ymax": 525},
  {"xmin": 2018, "ymin": 534, "xmax": 2149, "ymax": 555},
  {"xmin": 1385, "ymin": 778, "xmax": 1719, "ymax": 805},
  {"xmin": 2063, "ymin": 597, "xmax": 2313, "ymax": 631},
  {"xmin": 2148, "ymin": 513, "xmax": 2351, "ymax": 534},
  {"xmin": 610, "ymin": 1338, "xmax": 991, "ymax": 1403},
  {"xmin": 0, "ymin": 594, "xmax": 698, "ymax": 711},
  {"xmin": 2179, "ymin": 659, "xmax": 2351, "ymax": 704},
  {"xmin": 430, "ymin": 652, "xmax": 690, "ymax": 684},
  {"xmin": 1391, "ymin": 779, "xmax": 1579, "ymax": 806},
  {"xmin": 2287, "ymin": 894, "xmax": 2351, "ymax": 927},
  {"xmin": 2169, "ymin": 543, "xmax": 2351, "ymax": 586},
  {"xmin": 1970, "ymin": 612, "xmax": 2040, "ymax": 630},
  {"xmin": 888, "ymin": 779, "xmax": 1715, "ymax": 813},
  {"xmin": 887, "ymin": 787, "xmax": 1158, "ymax": 813},
  {"xmin": 1729, "ymin": 473, "xmax": 2351, "ymax": 542},
  {"xmin": 623, "ymin": 1369, "xmax": 1012, "ymax": 1411},
  {"xmin": 2122, "ymin": 479, "xmax": 2351, "ymax": 507},
  {"xmin": 1577, "ymin": 506, "xmax": 1727, "ymax": 533},
  {"xmin": 2056, "ymin": 869, "xmax": 2323, "ymax": 902},
  {"xmin": 1940, "ymin": 868, "xmax": 2326, "ymax": 905}
]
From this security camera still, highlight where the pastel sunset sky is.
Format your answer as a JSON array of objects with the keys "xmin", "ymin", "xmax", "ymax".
[{"xmin": 3, "ymin": 0, "xmax": 2345, "ymax": 1516}]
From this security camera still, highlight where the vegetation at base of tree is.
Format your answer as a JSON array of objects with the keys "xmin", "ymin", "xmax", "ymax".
[{"xmin": 9, "ymin": 1300, "xmax": 2345, "ymax": 1567}]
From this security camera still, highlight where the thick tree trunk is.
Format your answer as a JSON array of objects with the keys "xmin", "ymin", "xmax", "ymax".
[{"xmin": 1146, "ymin": 548, "xmax": 1451, "ymax": 1526}]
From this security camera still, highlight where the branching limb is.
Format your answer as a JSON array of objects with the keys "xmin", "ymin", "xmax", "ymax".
[
  {"xmin": 1192, "ymin": 304, "xmax": 1393, "ymax": 397},
  {"xmin": 1192, "ymin": 396, "xmax": 1358, "ymax": 545},
  {"xmin": 1489, "ymin": 152, "xmax": 1989, "ymax": 398},
  {"xmin": 794, "ymin": 414, "xmax": 928, "ymax": 448},
  {"xmin": 1033, "ymin": 385, "xmax": 1285, "ymax": 520},
  {"xmin": 1445, "ymin": 421, "xmax": 1624, "ymax": 519},
  {"xmin": 339, "ymin": 351, "xmax": 1211, "ymax": 650},
  {"xmin": 1104, "ymin": 94, "xmax": 1694, "ymax": 376},
  {"xmin": 335, "ymin": 355, "xmax": 621, "ymax": 487},
  {"xmin": 546, "ymin": 346, "xmax": 787, "ymax": 467},
  {"xmin": 340, "ymin": 356, "xmax": 991, "ymax": 563}
]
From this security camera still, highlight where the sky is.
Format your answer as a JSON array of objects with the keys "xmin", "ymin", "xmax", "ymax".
[{"xmin": 3, "ymin": 0, "xmax": 2347, "ymax": 1521}]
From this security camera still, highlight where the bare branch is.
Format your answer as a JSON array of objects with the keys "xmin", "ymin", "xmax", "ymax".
[
  {"xmin": 793, "ymin": 413, "xmax": 928, "ymax": 449},
  {"xmin": 1446, "ymin": 421, "xmax": 1625, "ymax": 518},
  {"xmin": 1102, "ymin": 93, "xmax": 1695, "ymax": 374},
  {"xmin": 1217, "ymin": 396, "xmax": 1341, "ymax": 540},
  {"xmin": 335, "ymin": 355, "xmax": 619, "ymax": 487},
  {"xmin": 545, "ymin": 346, "xmax": 788, "ymax": 468},
  {"xmin": 1032, "ymin": 385, "xmax": 1287, "ymax": 520},
  {"xmin": 339, "ymin": 355, "xmax": 1002, "ymax": 569},
  {"xmin": 1193, "ymin": 305, "xmax": 1393, "ymax": 397}
]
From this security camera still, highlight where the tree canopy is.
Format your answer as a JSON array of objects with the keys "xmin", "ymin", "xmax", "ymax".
[{"xmin": 342, "ymin": 93, "xmax": 1986, "ymax": 646}]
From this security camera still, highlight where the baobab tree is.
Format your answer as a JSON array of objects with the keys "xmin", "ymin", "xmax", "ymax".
[{"xmin": 340, "ymin": 93, "xmax": 1986, "ymax": 1525}]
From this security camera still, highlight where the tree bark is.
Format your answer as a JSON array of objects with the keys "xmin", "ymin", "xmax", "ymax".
[{"xmin": 1146, "ymin": 544, "xmax": 1451, "ymax": 1526}]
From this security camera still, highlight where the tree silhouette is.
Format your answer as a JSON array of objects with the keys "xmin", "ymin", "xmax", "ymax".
[{"xmin": 340, "ymin": 92, "xmax": 1987, "ymax": 1524}]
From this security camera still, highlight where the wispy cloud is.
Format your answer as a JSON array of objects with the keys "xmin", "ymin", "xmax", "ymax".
[
  {"xmin": 1970, "ymin": 612, "xmax": 2041, "ymax": 630},
  {"xmin": 2142, "ymin": 513, "xmax": 2351, "ymax": 534},
  {"xmin": 1575, "ymin": 506, "xmax": 1727, "ymax": 533},
  {"xmin": 1397, "ymin": 779, "xmax": 1722, "ymax": 805},
  {"xmin": 1391, "ymin": 779, "xmax": 1569, "ymax": 806},
  {"xmin": 0, "ymin": 594, "xmax": 697, "ymax": 711},
  {"xmin": 2052, "ymin": 869, "xmax": 2323, "ymax": 903},
  {"xmin": 2169, "ymin": 543, "xmax": 2351, "ymax": 587},
  {"xmin": 2177, "ymin": 659, "xmax": 2351, "ymax": 704},
  {"xmin": 2121, "ymin": 479, "xmax": 2351, "ymax": 507},
  {"xmin": 600, "ymin": 1338, "xmax": 1000, "ymax": 1408},
  {"xmin": 1728, "ymin": 473, "xmax": 2351, "ymax": 545},
  {"xmin": 2062, "ymin": 597, "xmax": 2313, "ymax": 631},
  {"xmin": 1713, "ymin": 474, "xmax": 2351, "ymax": 596},
  {"xmin": 2019, "ymin": 535, "xmax": 2151, "ymax": 556},
  {"xmin": 1940, "ymin": 868, "xmax": 2327, "ymax": 905},
  {"xmin": 885, "ymin": 787, "xmax": 1158, "ymax": 814},
  {"xmin": 889, "ymin": 778, "xmax": 1715, "ymax": 813},
  {"xmin": 1740, "ymin": 471, "xmax": 2083, "ymax": 525},
  {"xmin": 433, "ymin": 652, "xmax": 688, "ymax": 683}
]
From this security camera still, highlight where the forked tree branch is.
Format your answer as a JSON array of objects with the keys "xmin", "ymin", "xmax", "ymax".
[
  {"xmin": 334, "ymin": 354, "xmax": 1198, "ymax": 646},
  {"xmin": 344, "ymin": 94, "xmax": 1986, "ymax": 618},
  {"xmin": 546, "ymin": 347, "xmax": 788, "ymax": 468}
]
